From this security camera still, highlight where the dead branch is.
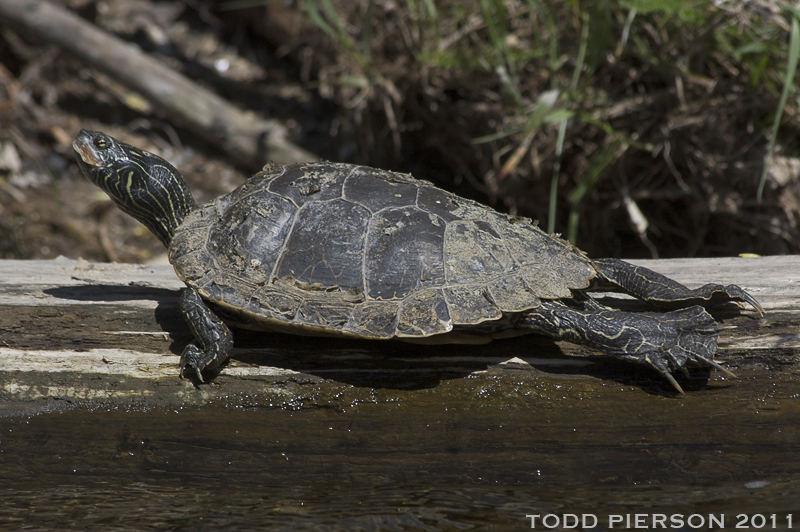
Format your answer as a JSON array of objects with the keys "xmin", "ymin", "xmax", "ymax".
[{"xmin": 0, "ymin": 0, "xmax": 317, "ymax": 169}]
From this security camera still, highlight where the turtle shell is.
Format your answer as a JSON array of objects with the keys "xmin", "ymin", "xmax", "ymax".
[{"xmin": 168, "ymin": 162, "xmax": 597, "ymax": 340}]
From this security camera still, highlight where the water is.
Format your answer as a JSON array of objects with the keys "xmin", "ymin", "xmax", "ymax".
[
  {"xmin": 2, "ymin": 372, "xmax": 800, "ymax": 531},
  {"xmin": 4, "ymin": 481, "xmax": 799, "ymax": 531}
]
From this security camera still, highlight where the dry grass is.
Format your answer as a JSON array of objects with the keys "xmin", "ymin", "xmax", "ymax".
[
  {"xmin": 1, "ymin": 0, "xmax": 798, "ymax": 261},
  {"xmin": 277, "ymin": 0, "xmax": 800, "ymax": 258}
]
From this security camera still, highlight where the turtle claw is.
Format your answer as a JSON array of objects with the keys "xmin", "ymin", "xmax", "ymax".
[
  {"xmin": 179, "ymin": 363, "xmax": 206, "ymax": 383},
  {"xmin": 179, "ymin": 344, "xmax": 207, "ymax": 383},
  {"xmin": 179, "ymin": 364, "xmax": 206, "ymax": 383},
  {"xmin": 642, "ymin": 352, "xmax": 736, "ymax": 394},
  {"xmin": 723, "ymin": 284, "xmax": 764, "ymax": 317},
  {"xmin": 643, "ymin": 354, "xmax": 686, "ymax": 394},
  {"xmin": 187, "ymin": 364, "xmax": 205, "ymax": 383},
  {"xmin": 706, "ymin": 358, "xmax": 737, "ymax": 379},
  {"xmin": 661, "ymin": 371, "xmax": 685, "ymax": 395}
]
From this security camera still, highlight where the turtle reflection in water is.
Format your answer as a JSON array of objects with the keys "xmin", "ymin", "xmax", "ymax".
[{"xmin": 73, "ymin": 130, "xmax": 762, "ymax": 393}]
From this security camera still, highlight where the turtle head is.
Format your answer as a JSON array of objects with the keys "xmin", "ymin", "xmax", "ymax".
[{"xmin": 73, "ymin": 129, "xmax": 196, "ymax": 248}]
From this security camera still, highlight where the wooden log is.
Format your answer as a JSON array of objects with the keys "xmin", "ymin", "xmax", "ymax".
[
  {"xmin": 3, "ymin": 256, "xmax": 800, "ymax": 495},
  {"xmin": 0, "ymin": 256, "xmax": 797, "ymax": 417},
  {"xmin": 0, "ymin": 0, "xmax": 317, "ymax": 168}
]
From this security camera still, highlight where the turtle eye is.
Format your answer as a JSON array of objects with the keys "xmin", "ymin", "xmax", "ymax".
[{"xmin": 93, "ymin": 135, "xmax": 111, "ymax": 150}]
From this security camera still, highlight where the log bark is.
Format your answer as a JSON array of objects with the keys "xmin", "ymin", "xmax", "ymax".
[{"xmin": 0, "ymin": 0, "xmax": 317, "ymax": 168}]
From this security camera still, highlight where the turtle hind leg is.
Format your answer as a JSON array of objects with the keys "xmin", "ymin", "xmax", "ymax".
[
  {"xmin": 519, "ymin": 298, "xmax": 728, "ymax": 393},
  {"xmin": 178, "ymin": 287, "xmax": 234, "ymax": 382},
  {"xmin": 592, "ymin": 258, "xmax": 764, "ymax": 316}
]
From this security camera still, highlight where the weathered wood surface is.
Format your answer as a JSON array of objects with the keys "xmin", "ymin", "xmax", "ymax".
[
  {"xmin": 3, "ymin": 256, "xmax": 800, "ymax": 501},
  {"xmin": 0, "ymin": 256, "xmax": 797, "ymax": 416}
]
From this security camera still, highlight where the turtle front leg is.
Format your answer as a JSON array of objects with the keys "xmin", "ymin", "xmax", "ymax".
[
  {"xmin": 178, "ymin": 287, "xmax": 234, "ymax": 382},
  {"xmin": 519, "ymin": 297, "xmax": 731, "ymax": 393},
  {"xmin": 592, "ymin": 258, "xmax": 763, "ymax": 316}
]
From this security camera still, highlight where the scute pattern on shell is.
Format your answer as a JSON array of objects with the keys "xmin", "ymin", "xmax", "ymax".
[{"xmin": 168, "ymin": 162, "xmax": 596, "ymax": 339}]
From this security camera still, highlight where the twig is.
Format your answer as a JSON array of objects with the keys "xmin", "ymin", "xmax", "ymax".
[{"xmin": 0, "ymin": 0, "xmax": 317, "ymax": 170}]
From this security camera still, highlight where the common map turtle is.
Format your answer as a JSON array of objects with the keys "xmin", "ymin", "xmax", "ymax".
[{"xmin": 73, "ymin": 130, "xmax": 763, "ymax": 393}]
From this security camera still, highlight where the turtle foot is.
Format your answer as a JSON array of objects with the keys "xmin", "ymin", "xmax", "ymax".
[
  {"xmin": 179, "ymin": 344, "xmax": 207, "ymax": 382},
  {"xmin": 636, "ymin": 350, "xmax": 737, "ymax": 395},
  {"xmin": 592, "ymin": 258, "xmax": 764, "ymax": 317},
  {"xmin": 521, "ymin": 301, "xmax": 734, "ymax": 393},
  {"xmin": 177, "ymin": 287, "xmax": 234, "ymax": 381},
  {"xmin": 718, "ymin": 284, "xmax": 764, "ymax": 317},
  {"xmin": 621, "ymin": 307, "xmax": 737, "ymax": 394}
]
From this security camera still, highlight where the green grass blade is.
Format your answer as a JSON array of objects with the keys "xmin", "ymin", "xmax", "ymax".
[
  {"xmin": 303, "ymin": 0, "xmax": 337, "ymax": 40},
  {"xmin": 547, "ymin": 119, "xmax": 569, "ymax": 235},
  {"xmin": 472, "ymin": 128, "xmax": 524, "ymax": 144},
  {"xmin": 361, "ymin": 0, "xmax": 375, "ymax": 62},
  {"xmin": 567, "ymin": 141, "xmax": 622, "ymax": 244},
  {"xmin": 757, "ymin": 10, "xmax": 800, "ymax": 203},
  {"xmin": 548, "ymin": 12, "xmax": 589, "ymax": 235},
  {"xmin": 570, "ymin": 13, "xmax": 590, "ymax": 91}
]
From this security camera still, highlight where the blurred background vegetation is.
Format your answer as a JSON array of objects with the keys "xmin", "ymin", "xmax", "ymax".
[{"xmin": 1, "ymin": 0, "xmax": 799, "ymax": 261}]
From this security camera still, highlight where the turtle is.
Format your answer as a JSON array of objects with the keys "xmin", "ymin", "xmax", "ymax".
[{"xmin": 73, "ymin": 129, "xmax": 762, "ymax": 393}]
